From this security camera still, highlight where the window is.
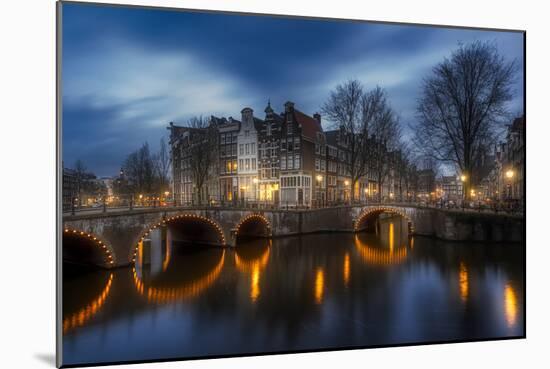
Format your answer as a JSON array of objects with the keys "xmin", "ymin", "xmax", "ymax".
[
  {"xmin": 233, "ymin": 160, "xmax": 238, "ymax": 171},
  {"xmin": 267, "ymin": 123, "xmax": 271, "ymax": 136},
  {"xmin": 239, "ymin": 159, "xmax": 243, "ymax": 170},
  {"xmin": 320, "ymin": 159, "xmax": 326, "ymax": 171},
  {"xmin": 220, "ymin": 134, "xmax": 226, "ymax": 145},
  {"xmin": 245, "ymin": 130, "xmax": 250, "ymax": 137},
  {"xmin": 239, "ymin": 144, "xmax": 244, "ymax": 155},
  {"xmin": 245, "ymin": 143, "xmax": 250, "ymax": 155},
  {"xmin": 287, "ymin": 123, "xmax": 293, "ymax": 135},
  {"xmin": 315, "ymin": 158, "xmax": 320, "ymax": 171},
  {"xmin": 287, "ymin": 155, "xmax": 293, "ymax": 169},
  {"xmin": 245, "ymin": 158, "xmax": 250, "ymax": 171},
  {"xmin": 294, "ymin": 154, "xmax": 300, "ymax": 169},
  {"xmin": 294, "ymin": 137, "xmax": 300, "ymax": 150},
  {"xmin": 281, "ymin": 156, "xmax": 286, "ymax": 170},
  {"xmin": 252, "ymin": 158, "xmax": 256, "ymax": 170},
  {"xmin": 251, "ymin": 143, "xmax": 256, "ymax": 155}
]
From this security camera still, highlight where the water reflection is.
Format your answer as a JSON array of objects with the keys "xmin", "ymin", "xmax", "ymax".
[
  {"xmin": 459, "ymin": 262, "xmax": 469, "ymax": 302},
  {"xmin": 235, "ymin": 239, "xmax": 271, "ymax": 302},
  {"xmin": 314, "ymin": 268, "xmax": 325, "ymax": 304},
  {"xmin": 343, "ymin": 252, "xmax": 350, "ymax": 287},
  {"xmin": 62, "ymin": 215, "xmax": 524, "ymax": 366},
  {"xmin": 133, "ymin": 227, "xmax": 226, "ymax": 303},
  {"xmin": 62, "ymin": 271, "xmax": 113, "ymax": 333},
  {"xmin": 504, "ymin": 283, "xmax": 518, "ymax": 327}
]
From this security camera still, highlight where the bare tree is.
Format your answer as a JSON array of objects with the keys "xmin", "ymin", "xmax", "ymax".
[
  {"xmin": 123, "ymin": 142, "xmax": 156, "ymax": 195},
  {"xmin": 153, "ymin": 137, "xmax": 171, "ymax": 192},
  {"xmin": 186, "ymin": 116, "xmax": 218, "ymax": 205},
  {"xmin": 322, "ymin": 81, "xmax": 397, "ymax": 202},
  {"xmin": 413, "ymin": 41, "xmax": 517, "ymax": 199},
  {"xmin": 322, "ymin": 80, "xmax": 365, "ymax": 201},
  {"xmin": 367, "ymin": 104, "xmax": 402, "ymax": 202}
]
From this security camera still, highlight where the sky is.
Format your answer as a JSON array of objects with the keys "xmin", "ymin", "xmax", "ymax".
[{"xmin": 62, "ymin": 2, "xmax": 524, "ymax": 177}]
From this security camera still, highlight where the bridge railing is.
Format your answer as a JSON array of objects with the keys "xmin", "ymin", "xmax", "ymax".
[{"xmin": 63, "ymin": 193, "xmax": 523, "ymax": 217}]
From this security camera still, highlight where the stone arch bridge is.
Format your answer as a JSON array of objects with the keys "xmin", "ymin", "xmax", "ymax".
[{"xmin": 62, "ymin": 205, "xmax": 524, "ymax": 268}]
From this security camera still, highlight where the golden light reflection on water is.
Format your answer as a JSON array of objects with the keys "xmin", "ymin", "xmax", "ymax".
[
  {"xmin": 162, "ymin": 230, "xmax": 171, "ymax": 272},
  {"xmin": 343, "ymin": 252, "xmax": 350, "ymax": 287},
  {"xmin": 504, "ymin": 283, "xmax": 518, "ymax": 327},
  {"xmin": 354, "ymin": 234, "xmax": 408, "ymax": 265},
  {"xmin": 235, "ymin": 241, "xmax": 271, "ymax": 303},
  {"xmin": 132, "ymin": 250, "xmax": 225, "ymax": 303},
  {"xmin": 251, "ymin": 264, "xmax": 260, "ymax": 302},
  {"xmin": 315, "ymin": 268, "xmax": 325, "ymax": 304},
  {"xmin": 389, "ymin": 222, "xmax": 394, "ymax": 254},
  {"xmin": 459, "ymin": 262, "xmax": 469, "ymax": 302},
  {"xmin": 63, "ymin": 273, "xmax": 114, "ymax": 333}
]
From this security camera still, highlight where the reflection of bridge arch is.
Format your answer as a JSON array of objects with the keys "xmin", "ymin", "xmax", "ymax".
[
  {"xmin": 63, "ymin": 227, "xmax": 116, "ymax": 268},
  {"xmin": 130, "ymin": 213, "xmax": 226, "ymax": 264},
  {"xmin": 63, "ymin": 273, "xmax": 114, "ymax": 333},
  {"xmin": 354, "ymin": 234, "xmax": 409, "ymax": 265},
  {"xmin": 354, "ymin": 206, "xmax": 414, "ymax": 234},
  {"xmin": 234, "ymin": 213, "xmax": 272, "ymax": 242},
  {"xmin": 132, "ymin": 249, "xmax": 225, "ymax": 303}
]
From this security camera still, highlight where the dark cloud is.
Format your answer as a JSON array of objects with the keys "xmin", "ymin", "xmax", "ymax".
[{"xmin": 62, "ymin": 2, "xmax": 524, "ymax": 176}]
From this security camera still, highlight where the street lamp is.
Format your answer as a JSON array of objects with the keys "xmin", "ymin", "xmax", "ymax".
[{"xmin": 506, "ymin": 169, "xmax": 515, "ymax": 179}]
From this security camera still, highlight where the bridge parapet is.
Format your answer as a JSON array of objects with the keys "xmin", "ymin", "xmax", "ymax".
[{"xmin": 62, "ymin": 205, "xmax": 524, "ymax": 268}]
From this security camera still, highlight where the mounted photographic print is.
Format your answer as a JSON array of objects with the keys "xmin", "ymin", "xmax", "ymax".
[{"xmin": 57, "ymin": 1, "xmax": 526, "ymax": 367}]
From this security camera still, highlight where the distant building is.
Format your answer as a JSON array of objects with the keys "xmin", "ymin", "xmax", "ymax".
[
  {"xmin": 62, "ymin": 166, "xmax": 77, "ymax": 211},
  {"xmin": 441, "ymin": 175, "xmax": 463, "ymax": 202},
  {"xmin": 417, "ymin": 169, "xmax": 436, "ymax": 197}
]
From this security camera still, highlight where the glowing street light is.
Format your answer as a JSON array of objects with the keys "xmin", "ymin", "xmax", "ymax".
[
  {"xmin": 164, "ymin": 191, "xmax": 170, "ymax": 197},
  {"xmin": 344, "ymin": 180, "xmax": 349, "ymax": 186},
  {"xmin": 252, "ymin": 177, "xmax": 259, "ymax": 184},
  {"xmin": 316, "ymin": 174, "xmax": 323, "ymax": 183},
  {"xmin": 506, "ymin": 169, "xmax": 515, "ymax": 179},
  {"xmin": 460, "ymin": 174, "xmax": 467, "ymax": 182}
]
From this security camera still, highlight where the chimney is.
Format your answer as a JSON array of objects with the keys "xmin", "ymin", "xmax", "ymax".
[
  {"xmin": 313, "ymin": 113, "xmax": 321, "ymax": 123},
  {"xmin": 284, "ymin": 101, "xmax": 295, "ymax": 113}
]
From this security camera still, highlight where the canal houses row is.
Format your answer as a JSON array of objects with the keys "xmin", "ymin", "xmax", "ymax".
[{"xmin": 168, "ymin": 100, "xmax": 388, "ymax": 207}]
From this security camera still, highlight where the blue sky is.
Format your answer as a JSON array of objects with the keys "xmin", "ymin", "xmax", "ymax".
[{"xmin": 62, "ymin": 2, "xmax": 524, "ymax": 177}]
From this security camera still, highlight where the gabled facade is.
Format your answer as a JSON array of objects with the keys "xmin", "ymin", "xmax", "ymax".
[
  {"xmin": 279, "ymin": 101, "xmax": 323, "ymax": 207},
  {"xmin": 218, "ymin": 117, "xmax": 240, "ymax": 204},
  {"xmin": 236, "ymin": 107, "xmax": 262, "ymax": 202},
  {"xmin": 257, "ymin": 101, "xmax": 282, "ymax": 205}
]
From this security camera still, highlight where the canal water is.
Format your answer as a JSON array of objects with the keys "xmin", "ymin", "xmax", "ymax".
[{"xmin": 62, "ymin": 216, "xmax": 524, "ymax": 366}]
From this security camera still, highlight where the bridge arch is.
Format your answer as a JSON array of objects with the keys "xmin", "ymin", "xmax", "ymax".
[
  {"xmin": 129, "ymin": 213, "xmax": 226, "ymax": 264},
  {"xmin": 234, "ymin": 213, "xmax": 272, "ymax": 243},
  {"xmin": 63, "ymin": 227, "xmax": 116, "ymax": 268},
  {"xmin": 354, "ymin": 206, "xmax": 415, "ymax": 234}
]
